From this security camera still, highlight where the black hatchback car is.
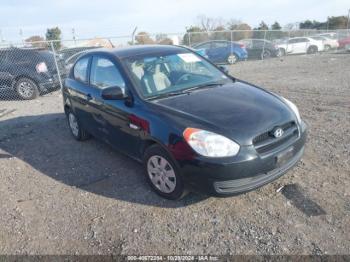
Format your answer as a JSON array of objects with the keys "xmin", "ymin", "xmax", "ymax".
[
  {"xmin": 238, "ymin": 39, "xmax": 281, "ymax": 59},
  {"xmin": 0, "ymin": 47, "xmax": 60, "ymax": 99},
  {"xmin": 62, "ymin": 45, "xmax": 307, "ymax": 199}
]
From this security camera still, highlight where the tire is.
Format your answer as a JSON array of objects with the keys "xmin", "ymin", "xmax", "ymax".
[
  {"xmin": 307, "ymin": 46, "xmax": 318, "ymax": 54},
  {"xmin": 278, "ymin": 48, "xmax": 286, "ymax": 57},
  {"xmin": 66, "ymin": 110, "xmax": 90, "ymax": 141},
  {"xmin": 227, "ymin": 54, "xmax": 238, "ymax": 64},
  {"xmin": 143, "ymin": 144, "xmax": 187, "ymax": 200},
  {"xmin": 15, "ymin": 77, "xmax": 39, "ymax": 100},
  {"xmin": 324, "ymin": 45, "xmax": 331, "ymax": 52},
  {"xmin": 261, "ymin": 49, "xmax": 271, "ymax": 60}
]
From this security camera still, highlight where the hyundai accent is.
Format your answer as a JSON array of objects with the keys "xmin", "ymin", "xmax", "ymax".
[{"xmin": 62, "ymin": 45, "xmax": 307, "ymax": 200}]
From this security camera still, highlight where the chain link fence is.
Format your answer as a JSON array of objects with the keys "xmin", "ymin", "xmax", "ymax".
[{"xmin": 0, "ymin": 29, "xmax": 349, "ymax": 101}]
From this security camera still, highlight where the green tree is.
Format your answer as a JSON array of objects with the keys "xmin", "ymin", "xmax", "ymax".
[
  {"xmin": 182, "ymin": 26, "xmax": 208, "ymax": 46},
  {"xmin": 327, "ymin": 16, "xmax": 348, "ymax": 29},
  {"xmin": 269, "ymin": 21, "xmax": 284, "ymax": 40},
  {"xmin": 45, "ymin": 27, "xmax": 62, "ymax": 50},
  {"xmin": 257, "ymin": 21, "xmax": 269, "ymax": 30},
  {"xmin": 271, "ymin": 21, "xmax": 282, "ymax": 30},
  {"xmin": 253, "ymin": 21, "xmax": 269, "ymax": 39}
]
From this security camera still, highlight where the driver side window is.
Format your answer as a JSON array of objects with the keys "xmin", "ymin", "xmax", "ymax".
[{"xmin": 90, "ymin": 57, "xmax": 126, "ymax": 89}]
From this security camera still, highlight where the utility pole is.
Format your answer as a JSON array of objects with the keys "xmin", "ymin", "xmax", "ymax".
[
  {"xmin": 19, "ymin": 28, "xmax": 23, "ymax": 44},
  {"xmin": 72, "ymin": 28, "xmax": 76, "ymax": 46},
  {"xmin": 131, "ymin": 26, "xmax": 137, "ymax": 45},
  {"xmin": 347, "ymin": 9, "xmax": 350, "ymax": 30}
]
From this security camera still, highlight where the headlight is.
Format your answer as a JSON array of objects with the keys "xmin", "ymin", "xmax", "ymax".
[
  {"xmin": 281, "ymin": 97, "xmax": 301, "ymax": 124},
  {"xmin": 183, "ymin": 128, "xmax": 240, "ymax": 157}
]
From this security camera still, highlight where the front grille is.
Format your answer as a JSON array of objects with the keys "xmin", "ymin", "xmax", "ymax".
[{"xmin": 253, "ymin": 121, "xmax": 299, "ymax": 154}]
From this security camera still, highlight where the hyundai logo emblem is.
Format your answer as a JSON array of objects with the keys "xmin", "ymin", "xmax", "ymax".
[{"xmin": 273, "ymin": 128, "xmax": 284, "ymax": 138}]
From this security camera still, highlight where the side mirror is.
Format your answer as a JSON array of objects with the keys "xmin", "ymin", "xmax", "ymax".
[
  {"xmin": 218, "ymin": 65, "xmax": 229, "ymax": 74},
  {"xmin": 101, "ymin": 86, "xmax": 127, "ymax": 100}
]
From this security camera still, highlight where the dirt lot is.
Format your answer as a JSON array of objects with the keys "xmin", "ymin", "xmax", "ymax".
[{"xmin": 0, "ymin": 53, "xmax": 349, "ymax": 255}]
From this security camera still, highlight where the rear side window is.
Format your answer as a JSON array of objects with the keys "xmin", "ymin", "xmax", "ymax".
[
  {"xmin": 74, "ymin": 57, "xmax": 89, "ymax": 83},
  {"xmin": 213, "ymin": 42, "xmax": 227, "ymax": 48},
  {"xmin": 90, "ymin": 57, "xmax": 125, "ymax": 89}
]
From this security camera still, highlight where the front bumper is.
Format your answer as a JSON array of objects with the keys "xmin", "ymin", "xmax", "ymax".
[{"xmin": 180, "ymin": 121, "xmax": 307, "ymax": 196}]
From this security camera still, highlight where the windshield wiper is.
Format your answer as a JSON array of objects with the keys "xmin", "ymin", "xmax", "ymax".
[
  {"xmin": 185, "ymin": 82, "xmax": 224, "ymax": 93},
  {"xmin": 146, "ymin": 90, "xmax": 190, "ymax": 100},
  {"xmin": 146, "ymin": 82, "xmax": 225, "ymax": 100}
]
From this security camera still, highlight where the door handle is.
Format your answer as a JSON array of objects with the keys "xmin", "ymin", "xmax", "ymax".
[{"xmin": 86, "ymin": 94, "xmax": 93, "ymax": 101}]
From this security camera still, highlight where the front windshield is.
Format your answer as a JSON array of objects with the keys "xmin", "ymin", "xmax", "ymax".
[{"xmin": 123, "ymin": 51, "xmax": 231, "ymax": 99}]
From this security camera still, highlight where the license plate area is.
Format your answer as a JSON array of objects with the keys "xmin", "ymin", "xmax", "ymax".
[{"xmin": 276, "ymin": 147, "xmax": 294, "ymax": 167}]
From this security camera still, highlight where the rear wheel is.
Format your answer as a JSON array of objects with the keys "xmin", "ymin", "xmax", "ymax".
[
  {"xmin": 261, "ymin": 49, "xmax": 271, "ymax": 60},
  {"xmin": 324, "ymin": 45, "xmax": 331, "ymax": 51},
  {"xmin": 227, "ymin": 54, "xmax": 238, "ymax": 64},
  {"xmin": 15, "ymin": 77, "xmax": 39, "ymax": 100},
  {"xmin": 144, "ymin": 144, "xmax": 187, "ymax": 200},
  {"xmin": 66, "ymin": 110, "xmax": 90, "ymax": 141},
  {"xmin": 307, "ymin": 46, "xmax": 318, "ymax": 54}
]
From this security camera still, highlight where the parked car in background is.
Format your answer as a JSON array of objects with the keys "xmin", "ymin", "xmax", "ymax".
[
  {"xmin": 318, "ymin": 32, "xmax": 338, "ymax": 40},
  {"xmin": 0, "ymin": 47, "xmax": 60, "ymax": 99},
  {"xmin": 310, "ymin": 36, "xmax": 339, "ymax": 51},
  {"xmin": 277, "ymin": 37, "xmax": 324, "ymax": 55},
  {"xmin": 63, "ymin": 45, "xmax": 307, "ymax": 199},
  {"xmin": 338, "ymin": 36, "xmax": 350, "ymax": 49},
  {"xmin": 192, "ymin": 40, "xmax": 247, "ymax": 64},
  {"xmin": 237, "ymin": 39, "xmax": 280, "ymax": 59},
  {"xmin": 57, "ymin": 46, "xmax": 98, "ymax": 62}
]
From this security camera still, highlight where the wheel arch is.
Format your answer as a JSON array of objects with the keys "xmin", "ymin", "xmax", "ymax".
[{"xmin": 12, "ymin": 75, "xmax": 39, "ymax": 89}]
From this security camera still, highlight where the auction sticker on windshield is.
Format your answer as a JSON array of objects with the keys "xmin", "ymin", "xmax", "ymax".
[{"xmin": 177, "ymin": 53, "xmax": 201, "ymax": 63}]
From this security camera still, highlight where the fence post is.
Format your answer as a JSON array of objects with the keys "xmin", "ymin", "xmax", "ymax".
[
  {"xmin": 50, "ymin": 41, "xmax": 63, "ymax": 90},
  {"xmin": 262, "ymin": 30, "xmax": 267, "ymax": 60},
  {"xmin": 230, "ymin": 31, "xmax": 233, "ymax": 55}
]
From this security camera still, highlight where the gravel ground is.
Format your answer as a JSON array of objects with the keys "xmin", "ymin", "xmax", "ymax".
[{"xmin": 0, "ymin": 53, "xmax": 349, "ymax": 255}]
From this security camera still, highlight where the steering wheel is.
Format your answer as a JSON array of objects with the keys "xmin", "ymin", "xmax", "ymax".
[{"xmin": 175, "ymin": 73, "xmax": 192, "ymax": 85}]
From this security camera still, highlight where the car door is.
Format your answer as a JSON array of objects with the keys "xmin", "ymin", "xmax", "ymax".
[
  {"xmin": 250, "ymin": 40, "xmax": 265, "ymax": 58},
  {"xmin": 66, "ymin": 56, "xmax": 100, "ymax": 136},
  {"xmin": 291, "ymin": 38, "xmax": 306, "ymax": 54},
  {"xmin": 89, "ymin": 55, "xmax": 141, "ymax": 157},
  {"xmin": 286, "ymin": 39, "xmax": 298, "ymax": 54}
]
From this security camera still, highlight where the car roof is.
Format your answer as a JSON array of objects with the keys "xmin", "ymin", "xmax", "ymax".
[{"xmin": 83, "ymin": 45, "xmax": 187, "ymax": 59}]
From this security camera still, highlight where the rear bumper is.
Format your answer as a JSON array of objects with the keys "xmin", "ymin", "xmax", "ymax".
[
  {"xmin": 38, "ymin": 74, "xmax": 61, "ymax": 91},
  {"xmin": 180, "ymin": 121, "xmax": 307, "ymax": 196}
]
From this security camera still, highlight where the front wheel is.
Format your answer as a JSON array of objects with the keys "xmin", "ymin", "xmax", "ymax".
[
  {"xmin": 227, "ymin": 54, "xmax": 238, "ymax": 64},
  {"xmin": 144, "ymin": 145, "xmax": 187, "ymax": 200},
  {"xmin": 15, "ymin": 77, "xmax": 39, "ymax": 100}
]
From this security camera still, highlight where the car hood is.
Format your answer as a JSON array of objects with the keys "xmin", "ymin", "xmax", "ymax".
[{"xmin": 152, "ymin": 81, "xmax": 296, "ymax": 145}]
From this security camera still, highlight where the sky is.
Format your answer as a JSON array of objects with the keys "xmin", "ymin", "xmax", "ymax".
[{"xmin": 0, "ymin": 0, "xmax": 349, "ymax": 43}]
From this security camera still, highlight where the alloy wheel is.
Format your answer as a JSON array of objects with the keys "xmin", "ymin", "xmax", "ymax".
[{"xmin": 17, "ymin": 81, "xmax": 35, "ymax": 99}]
